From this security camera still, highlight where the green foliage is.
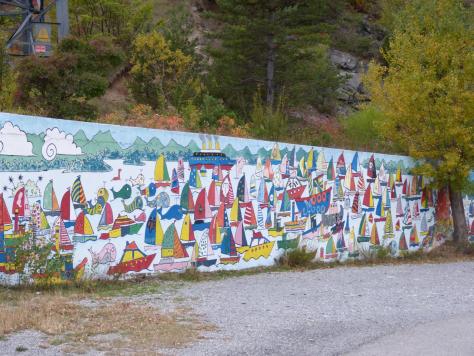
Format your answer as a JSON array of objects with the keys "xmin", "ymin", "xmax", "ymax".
[
  {"xmin": 250, "ymin": 94, "xmax": 288, "ymax": 141},
  {"xmin": 0, "ymin": 35, "xmax": 15, "ymax": 111},
  {"xmin": 343, "ymin": 106, "xmax": 388, "ymax": 152},
  {"xmin": 129, "ymin": 31, "xmax": 201, "ymax": 112},
  {"xmin": 277, "ymin": 247, "xmax": 317, "ymax": 268},
  {"xmin": 69, "ymin": 0, "xmax": 154, "ymax": 47},
  {"xmin": 207, "ymin": 0, "xmax": 344, "ymax": 116},
  {"xmin": 15, "ymin": 37, "xmax": 124, "ymax": 120},
  {"xmin": 14, "ymin": 233, "xmax": 65, "ymax": 285},
  {"xmin": 365, "ymin": 0, "xmax": 474, "ymax": 192}
]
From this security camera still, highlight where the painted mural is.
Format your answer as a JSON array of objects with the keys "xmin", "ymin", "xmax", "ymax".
[{"xmin": 0, "ymin": 112, "xmax": 469, "ymax": 284}]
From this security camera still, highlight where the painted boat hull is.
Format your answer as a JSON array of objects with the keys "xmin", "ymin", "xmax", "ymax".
[
  {"xmin": 192, "ymin": 258, "xmax": 218, "ymax": 267},
  {"xmin": 220, "ymin": 256, "xmax": 240, "ymax": 264},
  {"xmin": 242, "ymin": 241, "xmax": 275, "ymax": 261},
  {"xmin": 154, "ymin": 260, "xmax": 188, "ymax": 272},
  {"xmin": 107, "ymin": 254, "xmax": 156, "ymax": 274},
  {"xmin": 73, "ymin": 235, "xmax": 97, "ymax": 243}
]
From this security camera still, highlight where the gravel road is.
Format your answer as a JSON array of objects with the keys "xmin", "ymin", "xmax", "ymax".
[
  {"xmin": 173, "ymin": 262, "xmax": 474, "ymax": 356},
  {"xmin": 1, "ymin": 262, "xmax": 473, "ymax": 355}
]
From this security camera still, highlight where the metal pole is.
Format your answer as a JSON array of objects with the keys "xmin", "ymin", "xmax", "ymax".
[{"xmin": 56, "ymin": 0, "xmax": 68, "ymax": 40}]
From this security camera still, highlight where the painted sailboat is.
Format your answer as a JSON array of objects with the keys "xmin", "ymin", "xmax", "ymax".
[
  {"xmin": 180, "ymin": 182, "xmax": 195, "ymax": 212},
  {"xmin": 402, "ymin": 204, "xmax": 412, "ymax": 228},
  {"xmin": 209, "ymin": 214, "xmax": 222, "ymax": 249},
  {"xmin": 383, "ymin": 209, "xmax": 394, "ymax": 238},
  {"xmin": 230, "ymin": 199, "xmax": 242, "ymax": 227},
  {"xmin": 362, "ymin": 184, "xmax": 374, "ymax": 212},
  {"xmin": 220, "ymin": 174, "xmax": 234, "ymax": 208},
  {"xmin": 97, "ymin": 202, "xmax": 113, "ymax": 230},
  {"xmin": 194, "ymin": 188, "xmax": 212, "ymax": 224},
  {"xmin": 351, "ymin": 190, "xmax": 362, "ymax": 218},
  {"xmin": 192, "ymin": 230, "xmax": 217, "ymax": 267},
  {"xmin": 99, "ymin": 214, "xmax": 143, "ymax": 239},
  {"xmin": 369, "ymin": 223, "xmax": 380, "ymax": 248},
  {"xmin": 43, "ymin": 180, "xmax": 60, "ymax": 216},
  {"xmin": 366, "ymin": 154, "xmax": 377, "ymax": 182},
  {"xmin": 180, "ymin": 213, "xmax": 196, "ymax": 247},
  {"xmin": 344, "ymin": 166, "xmax": 356, "ymax": 194},
  {"xmin": 144, "ymin": 207, "xmax": 164, "ymax": 247},
  {"xmin": 171, "ymin": 168, "xmax": 179, "ymax": 194},
  {"xmin": 108, "ymin": 241, "xmax": 155, "ymax": 274},
  {"xmin": 177, "ymin": 158, "xmax": 185, "ymax": 182},
  {"xmin": 324, "ymin": 236, "xmax": 337, "ymax": 259},
  {"xmin": 244, "ymin": 203, "xmax": 257, "ymax": 230},
  {"xmin": 31, "ymin": 202, "xmax": 50, "ymax": 236},
  {"xmin": 263, "ymin": 158, "xmax": 274, "ymax": 181},
  {"xmin": 242, "ymin": 231, "xmax": 275, "ymax": 261},
  {"xmin": 236, "ymin": 174, "xmax": 252, "ymax": 208},
  {"xmin": 284, "ymin": 202, "xmax": 307, "ymax": 232},
  {"xmin": 257, "ymin": 177, "xmax": 269, "ymax": 208},
  {"xmin": 409, "ymin": 225, "xmax": 420, "ymax": 247},
  {"xmin": 336, "ymin": 152, "xmax": 346, "ymax": 177},
  {"xmin": 72, "ymin": 176, "xmax": 87, "ymax": 209},
  {"xmin": 348, "ymin": 227, "xmax": 359, "ymax": 257},
  {"xmin": 357, "ymin": 213, "xmax": 370, "ymax": 242},
  {"xmin": 51, "ymin": 217, "xmax": 74, "ymax": 252},
  {"xmin": 60, "ymin": 189, "xmax": 76, "ymax": 228},
  {"xmin": 154, "ymin": 154, "xmax": 171, "ymax": 187},
  {"xmin": 189, "ymin": 167, "xmax": 202, "ymax": 189},
  {"xmin": 154, "ymin": 223, "xmax": 189, "ymax": 272},
  {"xmin": 249, "ymin": 174, "xmax": 257, "ymax": 199},
  {"xmin": 271, "ymin": 143, "xmax": 282, "ymax": 164},
  {"xmin": 208, "ymin": 179, "xmax": 220, "ymax": 210},
  {"xmin": 294, "ymin": 187, "xmax": 332, "ymax": 217},
  {"xmin": 73, "ymin": 211, "xmax": 97, "ymax": 243},
  {"xmin": 220, "ymin": 225, "xmax": 240, "ymax": 264}
]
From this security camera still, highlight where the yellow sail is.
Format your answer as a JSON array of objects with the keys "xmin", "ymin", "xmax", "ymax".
[
  {"xmin": 307, "ymin": 148, "xmax": 314, "ymax": 170},
  {"xmin": 369, "ymin": 187, "xmax": 374, "ymax": 207},
  {"xmin": 84, "ymin": 215, "xmax": 94, "ymax": 235},
  {"xmin": 215, "ymin": 222, "xmax": 222, "ymax": 245},
  {"xmin": 155, "ymin": 214, "xmax": 164, "ymax": 246},
  {"xmin": 370, "ymin": 224, "xmax": 378, "ymax": 245},
  {"xmin": 154, "ymin": 154, "xmax": 170, "ymax": 182},
  {"xmin": 230, "ymin": 199, "xmax": 239, "ymax": 222},
  {"xmin": 180, "ymin": 214, "xmax": 192, "ymax": 242},
  {"xmin": 317, "ymin": 150, "xmax": 326, "ymax": 171},
  {"xmin": 299, "ymin": 156, "xmax": 306, "ymax": 176}
]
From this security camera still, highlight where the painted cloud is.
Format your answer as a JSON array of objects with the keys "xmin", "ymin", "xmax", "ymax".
[
  {"xmin": 0, "ymin": 121, "xmax": 34, "ymax": 156},
  {"xmin": 42, "ymin": 127, "xmax": 82, "ymax": 161}
]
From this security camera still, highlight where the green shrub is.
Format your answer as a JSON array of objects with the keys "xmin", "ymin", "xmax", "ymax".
[{"xmin": 278, "ymin": 247, "xmax": 317, "ymax": 268}]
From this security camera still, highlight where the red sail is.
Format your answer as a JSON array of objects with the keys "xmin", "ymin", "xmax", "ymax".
[
  {"xmin": 208, "ymin": 180, "xmax": 217, "ymax": 206},
  {"xmin": 244, "ymin": 204, "xmax": 257, "ymax": 226},
  {"xmin": 0, "ymin": 194, "xmax": 11, "ymax": 226},
  {"xmin": 12, "ymin": 187, "xmax": 25, "ymax": 217},
  {"xmin": 74, "ymin": 211, "xmax": 85, "ymax": 234},
  {"xmin": 362, "ymin": 185, "xmax": 372, "ymax": 207},
  {"xmin": 195, "ymin": 188, "xmax": 211, "ymax": 220},
  {"xmin": 60, "ymin": 189, "xmax": 71, "ymax": 220}
]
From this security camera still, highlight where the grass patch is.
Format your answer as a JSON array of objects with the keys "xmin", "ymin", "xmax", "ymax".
[
  {"xmin": 277, "ymin": 247, "xmax": 317, "ymax": 268},
  {"xmin": 0, "ymin": 291, "xmax": 211, "ymax": 353},
  {"xmin": 15, "ymin": 346, "xmax": 27, "ymax": 352}
]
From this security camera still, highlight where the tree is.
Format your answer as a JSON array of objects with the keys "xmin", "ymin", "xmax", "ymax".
[
  {"xmin": 365, "ymin": 0, "xmax": 474, "ymax": 242},
  {"xmin": 206, "ymin": 0, "xmax": 342, "ymax": 115},
  {"xmin": 129, "ymin": 31, "xmax": 200, "ymax": 111},
  {"xmin": 16, "ymin": 37, "xmax": 124, "ymax": 120},
  {"xmin": 69, "ymin": 0, "xmax": 154, "ymax": 47},
  {"xmin": 0, "ymin": 35, "xmax": 16, "ymax": 112}
]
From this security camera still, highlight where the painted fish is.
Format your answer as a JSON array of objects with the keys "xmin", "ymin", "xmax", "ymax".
[
  {"xmin": 140, "ymin": 182, "xmax": 157, "ymax": 198},
  {"xmin": 86, "ymin": 201, "xmax": 103, "ymax": 215},
  {"xmin": 157, "ymin": 205, "xmax": 184, "ymax": 221},
  {"xmin": 122, "ymin": 196, "xmax": 144, "ymax": 213},
  {"xmin": 112, "ymin": 184, "xmax": 131, "ymax": 200},
  {"xmin": 97, "ymin": 187, "xmax": 109, "ymax": 203}
]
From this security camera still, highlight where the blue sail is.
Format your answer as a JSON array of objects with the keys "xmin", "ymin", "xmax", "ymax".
[
  {"xmin": 221, "ymin": 227, "xmax": 237, "ymax": 256},
  {"xmin": 144, "ymin": 208, "xmax": 157, "ymax": 245},
  {"xmin": 351, "ymin": 152, "xmax": 359, "ymax": 172}
]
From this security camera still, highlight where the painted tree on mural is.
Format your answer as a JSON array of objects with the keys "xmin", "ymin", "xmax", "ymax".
[{"xmin": 365, "ymin": 0, "xmax": 474, "ymax": 242}]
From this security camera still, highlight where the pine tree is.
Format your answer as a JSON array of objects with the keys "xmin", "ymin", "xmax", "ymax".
[{"xmin": 206, "ymin": 0, "xmax": 342, "ymax": 115}]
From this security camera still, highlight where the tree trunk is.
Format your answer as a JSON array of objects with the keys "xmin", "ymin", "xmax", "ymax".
[
  {"xmin": 265, "ymin": 13, "xmax": 276, "ymax": 109},
  {"xmin": 448, "ymin": 184, "xmax": 467, "ymax": 242},
  {"xmin": 266, "ymin": 36, "xmax": 276, "ymax": 109}
]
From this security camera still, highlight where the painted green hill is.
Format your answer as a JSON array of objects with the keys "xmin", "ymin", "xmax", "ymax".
[
  {"xmin": 186, "ymin": 140, "xmax": 200, "ymax": 153},
  {"xmin": 83, "ymin": 130, "xmax": 122, "ymax": 154},
  {"xmin": 73, "ymin": 129, "xmax": 89, "ymax": 149},
  {"xmin": 147, "ymin": 137, "xmax": 165, "ymax": 152},
  {"xmin": 126, "ymin": 137, "xmax": 148, "ymax": 151},
  {"xmin": 222, "ymin": 144, "xmax": 238, "ymax": 159},
  {"xmin": 163, "ymin": 139, "xmax": 185, "ymax": 153}
]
